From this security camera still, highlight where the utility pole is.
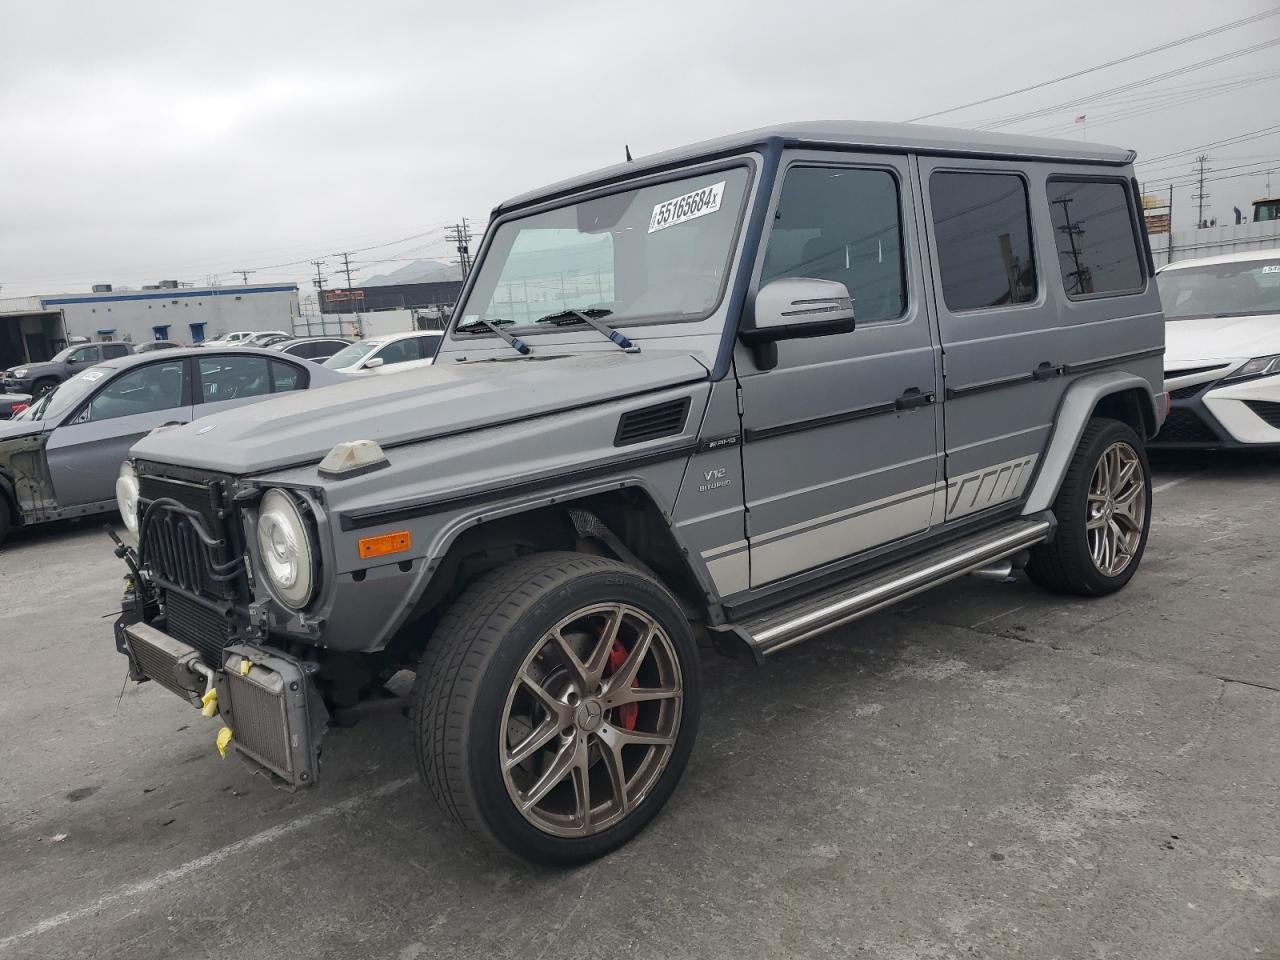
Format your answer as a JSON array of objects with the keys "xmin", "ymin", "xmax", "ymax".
[
  {"xmin": 446, "ymin": 219, "xmax": 474, "ymax": 278},
  {"xmin": 1192, "ymin": 155, "xmax": 1211, "ymax": 228},
  {"xmin": 234, "ymin": 269, "xmax": 256, "ymax": 286},
  {"xmin": 1051, "ymin": 197, "xmax": 1091, "ymax": 296},
  {"xmin": 334, "ymin": 251, "xmax": 364, "ymax": 338},
  {"xmin": 310, "ymin": 259, "xmax": 327, "ymax": 337}
]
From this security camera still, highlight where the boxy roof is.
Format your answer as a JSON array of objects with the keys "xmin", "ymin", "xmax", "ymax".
[{"xmin": 498, "ymin": 120, "xmax": 1135, "ymax": 213}]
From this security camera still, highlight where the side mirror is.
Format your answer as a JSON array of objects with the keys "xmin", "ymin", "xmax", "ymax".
[
  {"xmin": 740, "ymin": 277, "xmax": 855, "ymax": 370},
  {"xmin": 66, "ymin": 357, "xmax": 80, "ymax": 365},
  {"xmin": 363, "ymin": 356, "xmax": 385, "ymax": 369}
]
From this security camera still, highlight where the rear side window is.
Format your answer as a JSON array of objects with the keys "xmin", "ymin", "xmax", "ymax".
[
  {"xmin": 199, "ymin": 355, "xmax": 272, "ymax": 402},
  {"xmin": 761, "ymin": 166, "xmax": 907, "ymax": 324},
  {"xmin": 930, "ymin": 171, "xmax": 1038, "ymax": 312},
  {"xmin": 102, "ymin": 343, "xmax": 130, "ymax": 359},
  {"xmin": 417, "ymin": 334, "xmax": 443, "ymax": 359},
  {"xmin": 1046, "ymin": 179, "xmax": 1144, "ymax": 299}
]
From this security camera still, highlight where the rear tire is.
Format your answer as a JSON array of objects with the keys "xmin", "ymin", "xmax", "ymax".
[
  {"xmin": 1027, "ymin": 418, "xmax": 1151, "ymax": 597},
  {"xmin": 410, "ymin": 551, "xmax": 701, "ymax": 865},
  {"xmin": 0, "ymin": 496, "xmax": 10, "ymax": 546}
]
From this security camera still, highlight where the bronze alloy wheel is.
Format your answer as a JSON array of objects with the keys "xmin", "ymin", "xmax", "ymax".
[
  {"xmin": 499, "ymin": 602, "xmax": 683, "ymax": 838},
  {"xmin": 1086, "ymin": 440, "xmax": 1147, "ymax": 577}
]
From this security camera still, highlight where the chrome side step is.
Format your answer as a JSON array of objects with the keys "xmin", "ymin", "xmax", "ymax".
[{"xmin": 717, "ymin": 518, "xmax": 1052, "ymax": 659}]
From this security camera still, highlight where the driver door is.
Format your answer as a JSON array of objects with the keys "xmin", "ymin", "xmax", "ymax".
[
  {"xmin": 45, "ymin": 357, "xmax": 192, "ymax": 507},
  {"xmin": 737, "ymin": 153, "xmax": 942, "ymax": 589}
]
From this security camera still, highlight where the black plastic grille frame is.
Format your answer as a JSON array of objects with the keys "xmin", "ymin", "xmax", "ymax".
[
  {"xmin": 1169, "ymin": 383, "xmax": 1206, "ymax": 401},
  {"xmin": 1244, "ymin": 400, "xmax": 1280, "ymax": 429},
  {"xmin": 1154, "ymin": 408, "xmax": 1220, "ymax": 444},
  {"xmin": 614, "ymin": 398, "xmax": 691, "ymax": 446}
]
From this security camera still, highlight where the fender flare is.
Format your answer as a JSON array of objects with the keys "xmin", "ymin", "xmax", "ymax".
[{"xmin": 1022, "ymin": 372, "xmax": 1157, "ymax": 515}]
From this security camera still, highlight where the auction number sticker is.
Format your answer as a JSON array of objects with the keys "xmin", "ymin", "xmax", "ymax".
[
  {"xmin": 649, "ymin": 181, "xmax": 726, "ymax": 234},
  {"xmin": 1263, "ymin": 265, "xmax": 1280, "ymax": 274},
  {"xmin": 81, "ymin": 370, "xmax": 105, "ymax": 382}
]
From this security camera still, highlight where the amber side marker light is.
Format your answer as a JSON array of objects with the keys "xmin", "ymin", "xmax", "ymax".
[{"xmin": 358, "ymin": 530, "xmax": 412, "ymax": 559}]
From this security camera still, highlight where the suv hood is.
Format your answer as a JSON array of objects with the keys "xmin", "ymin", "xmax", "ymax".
[
  {"xmin": 1165, "ymin": 313, "xmax": 1280, "ymax": 364},
  {"xmin": 131, "ymin": 350, "xmax": 709, "ymax": 474},
  {"xmin": 0, "ymin": 418, "xmax": 44, "ymax": 442}
]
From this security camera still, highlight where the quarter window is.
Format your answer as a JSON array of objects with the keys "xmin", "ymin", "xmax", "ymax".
[
  {"xmin": 1046, "ymin": 179, "xmax": 1144, "ymax": 298},
  {"xmin": 270, "ymin": 360, "xmax": 306, "ymax": 391},
  {"xmin": 930, "ymin": 171, "xmax": 1038, "ymax": 311},
  {"xmin": 761, "ymin": 166, "xmax": 907, "ymax": 324}
]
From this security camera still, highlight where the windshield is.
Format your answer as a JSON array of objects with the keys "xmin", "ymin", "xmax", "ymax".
[
  {"xmin": 1158, "ymin": 258, "xmax": 1280, "ymax": 320},
  {"xmin": 18, "ymin": 367, "xmax": 104, "ymax": 422},
  {"xmin": 323, "ymin": 340, "xmax": 380, "ymax": 369},
  {"xmin": 456, "ymin": 166, "xmax": 750, "ymax": 332}
]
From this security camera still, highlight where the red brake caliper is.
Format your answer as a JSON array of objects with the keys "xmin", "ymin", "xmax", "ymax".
[{"xmin": 605, "ymin": 639, "xmax": 639, "ymax": 731}]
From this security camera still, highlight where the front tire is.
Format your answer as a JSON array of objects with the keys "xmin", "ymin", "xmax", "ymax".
[
  {"xmin": 1027, "ymin": 418, "xmax": 1151, "ymax": 597},
  {"xmin": 410, "ymin": 552, "xmax": 702, "ymax": 865},
  {"xmin": 32, "ymin": 379, "xmax": 58, "ymax": 399}
]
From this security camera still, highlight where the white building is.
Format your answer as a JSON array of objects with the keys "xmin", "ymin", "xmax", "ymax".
[{"xmin": 0, "ymin": 282, "xmax": 300, "ymax": 369}]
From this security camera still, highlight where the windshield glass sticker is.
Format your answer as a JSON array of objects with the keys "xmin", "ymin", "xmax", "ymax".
[
  {"xmin": 649, "ymin": 181, "xmax": 726, "ymax": 234},
  {"xmin": 81, "ymin": 370, "xmax": 105, "ymax": 381},
  {"xmin": 1262, "ymin": 265, "xmax": 1279, "ymax": 274}
]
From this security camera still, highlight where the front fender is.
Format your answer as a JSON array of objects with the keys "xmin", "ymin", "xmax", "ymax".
[{"xmin": 1022, "ymin": 372, "xmax": 1158, "ymax": 515}]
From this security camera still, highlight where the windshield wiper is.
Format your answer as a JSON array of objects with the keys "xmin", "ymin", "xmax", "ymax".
[
  {"xmin": 456, "ymin": 317, "xmax": 531, "ymax": 355},
  {"xmin": 535, "ymin": 309, "xmax": 637, "ymax": 352}
]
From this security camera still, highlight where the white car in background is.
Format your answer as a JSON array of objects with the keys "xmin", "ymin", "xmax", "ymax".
[
  {"xmin": 322, "ymin": 330, "xmax": 444, "ymax": 375},
  {"xmin": 1154, "ymin": 249, "xmax": 1280, "ymax": 448}
]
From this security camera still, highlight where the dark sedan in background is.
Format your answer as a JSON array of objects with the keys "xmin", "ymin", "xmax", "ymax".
[{"xmin": 0, "ymin": 347, "xmax": 348, "ymax": 543}]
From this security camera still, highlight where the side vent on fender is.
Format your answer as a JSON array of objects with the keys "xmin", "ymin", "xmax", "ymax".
[{"xmin": 614, "ymin": 398, "xmax": 691, "ymax": 446}]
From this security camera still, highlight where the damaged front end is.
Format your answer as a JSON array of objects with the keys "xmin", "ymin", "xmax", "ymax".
[{"xmin": 112, "ymin": 463, "xmax": 329, "ymax": 789}]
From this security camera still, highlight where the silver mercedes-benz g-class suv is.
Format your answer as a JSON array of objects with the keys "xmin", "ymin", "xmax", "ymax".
[{"xmin": 111, "ymin": 122, "xmax": 1166, "ymax": 864}]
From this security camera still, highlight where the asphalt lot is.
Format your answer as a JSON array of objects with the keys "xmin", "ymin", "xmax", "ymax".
[{"xmin": 2, "ymin": 453, "xmax": 1278, "ymax": 960}]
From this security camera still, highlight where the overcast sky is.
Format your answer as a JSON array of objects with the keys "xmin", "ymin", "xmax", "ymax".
[{"xmin": 1, "ymin": 0, "xmax": 1276, "ymax": 299}]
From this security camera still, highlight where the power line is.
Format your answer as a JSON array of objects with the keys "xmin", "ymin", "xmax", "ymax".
[
  {"xmin": 233, "ymin": 269, "xmax": 256, "ymax": 285},
  {"xmin": 1139, "ymin": 123, "xmax": 1280, "ymax": 165},
  {"xmin": 905, "ymin": 8, "xmax": 1280, "ymax": 122},
  {"xmin": 976, "ymin": 37, "xmax": 1280, "ymax": 130}
]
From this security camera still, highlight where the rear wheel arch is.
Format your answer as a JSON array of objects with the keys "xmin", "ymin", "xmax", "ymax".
[
  {"xmin": 1091, "ymin": 386, "xmax": 1157, "ymax": 439},
  {"xmin": 1023, "ymin": 374, "xmax": 1158, "ymax": 515}
]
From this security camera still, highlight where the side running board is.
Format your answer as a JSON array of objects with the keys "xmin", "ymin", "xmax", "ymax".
[{"xmin": 716, "ymin": 517, "xmax": 1052, "ymax": 660}]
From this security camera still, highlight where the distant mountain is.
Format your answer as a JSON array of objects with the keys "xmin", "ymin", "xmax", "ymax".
[{"xmin": 361, "ymin": 259, "xmax": 460, "ymax": 287}]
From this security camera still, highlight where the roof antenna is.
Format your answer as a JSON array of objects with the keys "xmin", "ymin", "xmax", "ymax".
[{"xmin": 625, "ymin": 144, "xmax": 633, "ymax": 162}]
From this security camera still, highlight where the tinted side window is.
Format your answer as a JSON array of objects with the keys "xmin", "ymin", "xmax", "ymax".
[
  {"xmin": 375, "ymin": 339, "xmax": 420, "ymax": 366},
  {"xmin": 199, "ymin": 355, "xmax": 271, "ymax": 402},
  {"xmin": 270, "ymin": 360, "xmax": 306, "ymax": 391},
  {"xmin": 87, "ymin": 360, "xmax": 186, "ymax": 421},
  {"xmin": 417, "ymin": 335, "xmax": 442, "ymax": 359},
  {"xmin": 69, "ymin": 346, "xmax": 99, "ymax": 364},
  {"xmin": 102, "ymin": 343, "xmax": 130, "ymax": 359},
  {"xmin": 930, "ymin": 172, "xmax": 1037, "ymax": 311},
  {"xmin": 1046, "ymin": 179, "xmax": 1144, "ymax": 298},
  {"xmin": 761, "ymin": 166, "xmax": 907, "ymax": 323}
]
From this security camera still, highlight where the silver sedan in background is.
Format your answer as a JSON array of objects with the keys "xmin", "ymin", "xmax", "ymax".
[{"xmin": 0, "ymin": 347, "xmax": 349, "ymax": 543}]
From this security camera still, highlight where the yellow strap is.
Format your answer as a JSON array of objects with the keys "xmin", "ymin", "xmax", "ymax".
[
  {"xmin": 216, "ymin": 726, "xmax": 234, "ymax": 759},
  {"xmin": 200, "ymin": 688, "xmax": 219, "ymax": 718}
]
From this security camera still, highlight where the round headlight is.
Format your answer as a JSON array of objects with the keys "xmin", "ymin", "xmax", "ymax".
[
  {"xmin": 256, "ymin": 489, "xmax": 316, "ymax": 609},
  {"xmin": 116, "ymin": 461, "xmax": 140, "ymax": 536}
]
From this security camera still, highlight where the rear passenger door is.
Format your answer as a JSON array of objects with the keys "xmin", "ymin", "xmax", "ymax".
[{"xmin": 918, "ymin": 159, "xmax": 1061, "ymax": 522}]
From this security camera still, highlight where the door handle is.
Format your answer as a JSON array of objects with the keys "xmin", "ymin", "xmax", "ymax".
[
  {"xmin": 1032, "ymin": 362, "xmax": 1064, "ymax": 382},
  {"xmin": 895, "ymin": 387, "xmax": 934, "ymax": 411}
]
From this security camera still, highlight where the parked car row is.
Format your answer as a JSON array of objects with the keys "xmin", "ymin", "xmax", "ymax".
[{"xmin": 0, "ymin": 347, "xmax": 350, "ymax": 543}]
